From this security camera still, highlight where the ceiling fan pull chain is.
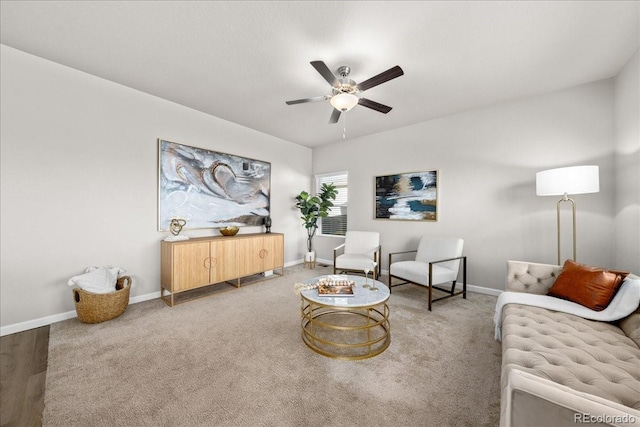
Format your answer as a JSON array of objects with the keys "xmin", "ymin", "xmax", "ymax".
[{"xmin": 343, "ymin": 112, "xmax": 347, "ymax": 139}]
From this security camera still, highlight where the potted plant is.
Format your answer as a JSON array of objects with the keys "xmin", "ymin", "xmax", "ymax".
[{"xmin": 295, "ymin": 183, "xmax": 337, "ymax": 261}]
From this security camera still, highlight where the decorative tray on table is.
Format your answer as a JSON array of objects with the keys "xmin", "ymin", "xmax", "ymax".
[{"xmin": 317, "ymin": 276, "xmax": 355, "ymax": 296}]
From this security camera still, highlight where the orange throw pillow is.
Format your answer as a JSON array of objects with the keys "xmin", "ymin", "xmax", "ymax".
[{"xmin": 547, "ymin": 260, "xmax": 628, "ymax": 311}]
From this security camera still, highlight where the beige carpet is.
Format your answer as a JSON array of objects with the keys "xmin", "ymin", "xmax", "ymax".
[{"xmin": 44, "ymin": 264, "xmax": 501, "ymax": 427}]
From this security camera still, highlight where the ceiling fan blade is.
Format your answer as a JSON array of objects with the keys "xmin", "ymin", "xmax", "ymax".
[
  {"xmin": 311, "ymin": 61, "xmax": 339, "ymax": 87},
  {"xmin": 285, "ymin": 95, "xmax": 329, "ymax": 105},
  {"xmin": 355, "ymin": 65, "xmax": 404, "ymax": 92},
  {"xmin": 358, "ymin": 98, "xmax": 393, "ymax": 114},
  {"xmin": 329, "ymin": 108, "xmax": 341, "ymax": 124}
]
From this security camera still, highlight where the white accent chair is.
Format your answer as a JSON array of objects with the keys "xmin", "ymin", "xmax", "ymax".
[
  {"xmin": 388, "ymin": 236, "xmax": 466, "ymax": 311},
  {"xmin": 333, "ymin": 231, "xmax": 382, "ymax": 279}
]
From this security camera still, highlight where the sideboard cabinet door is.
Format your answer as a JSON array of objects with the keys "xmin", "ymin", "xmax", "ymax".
[
  {"xmin": 237, "ymin": 237, "xmax": 265, "ymax": 277},
  {"xmin": 209, "ymin": 238, "xmax": 238, "ymax": 283},
  {"xmin": 262, "ymin": 234, "xmax": 284, "ymax": 271},
  {"xmin": 167, "ymin": 241, "xmax": 211, "ymax": 292}
]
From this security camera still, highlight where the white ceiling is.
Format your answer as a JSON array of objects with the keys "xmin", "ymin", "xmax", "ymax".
[{"xmin": 1, "ymin": 1, "xmax": 638, "ymax": 148}]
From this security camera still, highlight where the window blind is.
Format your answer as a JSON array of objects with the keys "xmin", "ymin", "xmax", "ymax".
[{"xmin": 317, "ymin": 172, "xmax": 348, "ymax": 236}]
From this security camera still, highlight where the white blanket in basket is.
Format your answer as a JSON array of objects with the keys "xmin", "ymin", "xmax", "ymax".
[{"xmin": 68, "ymin": 266, "xmax": 126, "ymax": 294}]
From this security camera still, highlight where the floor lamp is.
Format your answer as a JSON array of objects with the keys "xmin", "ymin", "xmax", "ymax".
[{"xmin": 536, "ymin": 165, "xmax": 600, "ymax": 265}]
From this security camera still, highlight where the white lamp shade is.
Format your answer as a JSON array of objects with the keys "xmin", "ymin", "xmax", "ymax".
[
  {"xmin": 330, "ymin": 93, "xmax": 358, "ymax": 112},
  {"xmin": 536, "ymin": 165, "xmax": 600, "ymax": 196}
]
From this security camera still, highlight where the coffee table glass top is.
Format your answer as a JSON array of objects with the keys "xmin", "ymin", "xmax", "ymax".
[{"xmin": 300, "ymin": 275, "xmax": 390, "ymax": 308}]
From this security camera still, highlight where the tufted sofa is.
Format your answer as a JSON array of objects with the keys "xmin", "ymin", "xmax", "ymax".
[{"xmin": 499, "ymin": 260, "xmax": 640, "ymax": 427}]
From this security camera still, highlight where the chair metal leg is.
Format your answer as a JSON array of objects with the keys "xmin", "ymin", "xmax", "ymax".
[
  {"xmin": 388, "ymin": 253, "xmax": 392, "ymax": 293},
  {"xmin": 463, "ymin": 256, "xmax": 467, "ymax": 299},
  {"xmin": 428, "ymin": 264, "xmax": 433, "ymax": 311}
]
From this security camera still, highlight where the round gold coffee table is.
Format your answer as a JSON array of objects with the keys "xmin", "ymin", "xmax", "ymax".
[{"xmin": 299, "ymin": 275, "xmax": 390, "ymax": 360}]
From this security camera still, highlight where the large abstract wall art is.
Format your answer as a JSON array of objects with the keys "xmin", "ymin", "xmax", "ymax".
[
  {"xmin": 158, "ymin": 139, "xmax": 270, "ymax": 231},
  {"xmin": 375, "ymin": 170, "xmax": 438, "ymax": 221}
]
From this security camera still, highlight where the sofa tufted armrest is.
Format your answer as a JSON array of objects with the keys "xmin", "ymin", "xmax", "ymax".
[
  {"xmin": 506, "ymin": 260, "xmax": 562, "ymax": 294},
  {"xmin": 503, "ymin": 369, "xmax": 640, "ymax": 427}
]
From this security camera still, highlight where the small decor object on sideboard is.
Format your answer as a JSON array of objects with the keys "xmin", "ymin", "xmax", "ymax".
[
  {"xmin": 165, "ymin": 218, "xmax": 189, "ymax": 241},
  {"xmin": 219, "ymin": 226, "xmax": 239, "ymax": 236},
  {"xmin": 264, "ymin": 216, "xmax": 272, "ymax": 233}
]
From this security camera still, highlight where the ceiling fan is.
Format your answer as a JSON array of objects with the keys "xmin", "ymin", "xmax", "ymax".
[{"xmin": 285, "ymin": 61, "xmax": 404, "ymax": 124}]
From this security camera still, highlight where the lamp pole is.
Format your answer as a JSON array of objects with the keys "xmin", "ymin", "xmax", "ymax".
[{"xmin": 556, "ymin": 194, "xmax": 577, "ymax": 265}]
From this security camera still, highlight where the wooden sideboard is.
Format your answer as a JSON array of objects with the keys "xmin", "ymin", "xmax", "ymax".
[{"xmin": 160, "ymin": 233, "xmax": 284, "ymax": 306}]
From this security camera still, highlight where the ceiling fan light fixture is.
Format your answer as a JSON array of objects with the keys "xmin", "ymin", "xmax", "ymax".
[{"xmin": 330, "ymin": 93, "xmax": 358, "ymax": 112}]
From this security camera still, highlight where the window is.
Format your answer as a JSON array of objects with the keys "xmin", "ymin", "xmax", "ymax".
[{"xmin": 316, "ymin": 171, "xmax": 348, "ymax": 236}]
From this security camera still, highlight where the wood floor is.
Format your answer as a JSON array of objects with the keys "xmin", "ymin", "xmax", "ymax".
[{"xmin": 0, "ymin": 326, "xmax": 49, "ymax": 427}]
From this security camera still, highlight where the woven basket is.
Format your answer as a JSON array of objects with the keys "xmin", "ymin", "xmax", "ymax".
[{"xmin": 73, "ymin": 276, "xmax": 132, "ymax": 324}]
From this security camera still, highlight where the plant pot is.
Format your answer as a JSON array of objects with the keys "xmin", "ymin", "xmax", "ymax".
[{"xmin": 304, "ymin": 251, "xmax": 316, "ymax": 269}]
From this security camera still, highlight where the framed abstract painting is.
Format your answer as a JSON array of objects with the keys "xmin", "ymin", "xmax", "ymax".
[
  {"xmin": 375, "ymin": 170, "xmax": 438, "ymax": 221},
  {"xmin": 158, "ymin": 139, "xmax": 271, "ymax": 231}
]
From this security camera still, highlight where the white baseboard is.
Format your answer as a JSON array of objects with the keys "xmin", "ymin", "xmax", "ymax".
[
  {"xmin": 284, "ymin": 260, "xmax": 302, "ymax": 268},
  {"xmin": 316, "ymin": 257, "xmax": 333, "ymax": 267},
  {"xmin": 467, "ymin": 284, "xmax": 502, "ymax": 296},
  {"xmin": 0, "ymin": 311, "xmax": 78, "ymax": 337},
  {"xmin": 0, "ymin": 291, "xmax": 162, "ymax": 337}
]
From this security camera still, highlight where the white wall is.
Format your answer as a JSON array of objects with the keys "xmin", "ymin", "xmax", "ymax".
[
  {"xmin": 0, "ymin": 45, "xmax": 311, "ymax": 331},
  {"xmin": 614, "ymin": 49, "xmax": 640, "ymax": 273},
  {"xmin": 312, "ymin": 79, "xmax": 619, "ymax": 290}
]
